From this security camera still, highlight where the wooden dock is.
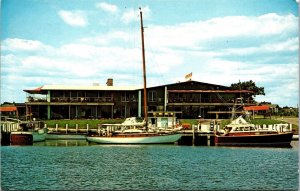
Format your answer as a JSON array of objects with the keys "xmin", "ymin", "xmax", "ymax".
[
  {"xmin": 2, "ymin": 119, "xmax": 295, "ymax": 146},
  {"xmin": 45, "ymin": 124, "xmax": 216, "ymax": 146}
]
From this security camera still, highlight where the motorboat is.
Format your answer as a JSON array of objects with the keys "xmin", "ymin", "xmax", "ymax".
[
  {"xmin": 10, "ymin": 121, "xmax": 47, "ymax": 145},
  {"xmin": 214, "ymin": 116, "xmax": 293, "ymax": 147}
]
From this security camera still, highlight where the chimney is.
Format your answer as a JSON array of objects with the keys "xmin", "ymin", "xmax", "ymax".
[{"xmin": 106, "ymin": 78, "xmax": 113, "ymax": 86}]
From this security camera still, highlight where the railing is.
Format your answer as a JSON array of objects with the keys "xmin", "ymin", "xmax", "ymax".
[
  {"xmin": 26, "ymin": 97, "xmax": 114, "ymax": 103},
  {"xmin": 51, "ymin": 97, "xmax": 114, "ymax": 103},
  {"xmin": 27, "ymin": 96, "xmax": 254, "ymax": 104},
  {"xmin": 168, "ymin": 98, "xmax": 254, "ymax": 104},
  {"xmin": 27, "ymin": 97, "xmax": 47, "ymax": 102},
  {"xmin": 26, "ymin": 97, "xmax": 139, "ymax": 103}
]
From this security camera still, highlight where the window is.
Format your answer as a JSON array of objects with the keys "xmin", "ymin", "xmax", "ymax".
[
  {"xmin": 121, "ymin": 92, "xmax": 129, "ymax": 102},
  {"xmin": 148, "ymin": 91, "xmax": 157, "ymax": 102}
]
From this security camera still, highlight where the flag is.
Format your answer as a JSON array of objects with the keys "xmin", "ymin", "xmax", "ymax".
[{"xmin": 185, "ymin": 72, "xmax": 192, "ymax": 80}]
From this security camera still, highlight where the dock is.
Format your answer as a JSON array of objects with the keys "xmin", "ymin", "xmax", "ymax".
[{"xmin": 1, "ymin": 118, "xmax": 297, "ymax": 146}]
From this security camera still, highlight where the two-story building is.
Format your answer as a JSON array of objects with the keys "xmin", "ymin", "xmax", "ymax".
[{"xmin": 24, "ymin": 79, "xmax": 255, "ymax": 120}]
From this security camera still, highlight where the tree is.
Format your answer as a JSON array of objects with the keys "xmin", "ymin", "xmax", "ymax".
[{"xmin": 230, "ymin": 80, "xmax": 265, "ymax": 96}]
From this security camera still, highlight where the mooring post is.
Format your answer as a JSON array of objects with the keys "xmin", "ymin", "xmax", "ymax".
[
  {"xmin": 86, "ymin": 124, "xmax": 89, "ymax": 133},
  {"xmin": 66, "ymin": 124, "xmax": 68, "ymax": 133},
  {"xmin": 76, "ymin": 124, "xmax": 78, "ymax": 133},
  {"xmin": 55, "ymin": 124, "xmax": 58, "ymax": 132},
  {"xmin": 192, "ymin": 124, "xmax": 195, "ymax": 145},
  {"xmin": 207, "ymin": 135, "xmax": 210, "ymax": 146}
]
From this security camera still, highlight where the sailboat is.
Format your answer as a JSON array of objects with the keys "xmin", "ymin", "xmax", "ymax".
[{"xmin": 86, "ymin": 8, "xmax": 182, "ymax": 144}]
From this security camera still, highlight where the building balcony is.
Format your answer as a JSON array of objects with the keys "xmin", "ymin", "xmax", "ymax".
[
  {"xmin": 167, "ymin": 98, "xmax": 254, "ymax": 105},
  {"xmin": 26, "ymin": 97, "xmax": 139, "ymax": 104},
  {"xmin": 50, "ymin": 97, "xmax": 113, "ymax": 103},
  {"xmin": 27, "ymin": 96, "xmax": 47, "ymax": 102}
]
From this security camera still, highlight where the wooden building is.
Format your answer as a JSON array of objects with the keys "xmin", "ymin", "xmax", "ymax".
[
  {"xmin": 0, "ymin": 103, "xmax": 26, "ymax": 119},
  {"xmin": 24, "ymin": 80, "xmax": 255, "ymax": 120}
]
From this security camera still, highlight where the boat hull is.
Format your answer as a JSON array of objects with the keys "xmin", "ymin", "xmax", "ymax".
[
  {"xmin": 10, "ymin": 129, "xmax": 47, "ymax": 145},
  {"xmin": 215, "ymin": 132, "xmax": 293, "ymax": 147},
  {"xmin": 87, "ymin": 133, "xmax": 182, "ymax": 144},
  {"xmin": 10, "ymin": 132, "xmax": 33, "ymax": 145},
  {"xmin": 33, "ymin": 131, "xmax": 47, "ymax": 142},
  {"xmin": 46, "ymin": 133, "xmax": 86, "ymax": 140}
]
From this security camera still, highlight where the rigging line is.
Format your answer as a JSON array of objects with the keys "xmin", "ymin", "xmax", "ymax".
[
  {"xmin": 215, "ymin": 92, "xmax": 233, "ymax": 110},
  {"xmin": 144, "ymin": 28, "xmax": 169, "ymax": 87}
]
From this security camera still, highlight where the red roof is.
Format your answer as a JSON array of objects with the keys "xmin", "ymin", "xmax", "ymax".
[
  {"xmin": 0, "ymin": 106, "xmax": 17, "ymax": 112},
  {"xmin": 244, "ymin": 105, "xmax": 270, "ymax": 111},
  {"xmin": 24, "ymin": 86, "xmax": 44, "ymax": 94}
]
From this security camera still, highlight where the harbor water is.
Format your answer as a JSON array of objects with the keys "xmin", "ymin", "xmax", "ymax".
[{"xmin": 1, "ymin": 140, "xmax": 299, "ymax": 190}]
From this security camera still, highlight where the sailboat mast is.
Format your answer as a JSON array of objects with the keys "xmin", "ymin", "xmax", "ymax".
[{"xmin": 139, "ymin": 8, "xmax": 148, "ymax": 126}]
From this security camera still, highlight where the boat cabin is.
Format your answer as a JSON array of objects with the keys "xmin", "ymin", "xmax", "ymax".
[{"xmin": 148, "ymin": 111, "xmax": 181, "ymax": 129}]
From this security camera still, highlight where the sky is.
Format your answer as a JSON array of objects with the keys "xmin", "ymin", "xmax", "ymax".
[{"xmin": 1, "ymin": 0, "xmax": 299, "ymax": 107}]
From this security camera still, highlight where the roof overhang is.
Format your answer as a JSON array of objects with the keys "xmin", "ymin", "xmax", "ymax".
[
  {"xmin": 168, "ymin": 90, "xmax": 254, "ymax": 93},
  {"xmin": 0, "ymin": 106, "xmax": 17, "ymax": 112},
  {"xmin": 24, "ymin": 85, "xmax": 142, "ymax": 94}
]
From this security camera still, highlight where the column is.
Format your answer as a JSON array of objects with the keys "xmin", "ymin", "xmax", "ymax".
[
  {"xmin": 138, "ymin": 90, "xmax": 142, "ymax": 117},
  {"xmin": 69, "ymin": 105, "xmax": 71, "ymax": 119},
  {"xmin": 47, "ymin": 105, "xmax": 51, "ymax": 120},
  {"xmin": 47, "ymin": 90, "xmax": 50, "ymax": 102},
  {"xmin": 164, "ymin": 86, "xmax": 167, "ymax": 112}
]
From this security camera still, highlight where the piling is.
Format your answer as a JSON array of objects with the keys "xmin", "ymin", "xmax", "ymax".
[
  {"xmin": 192, "ymin": 124, "xmax": 195, "ymax": 145},
  {"xmin": 207, "ymin": 135, "xmax": 210, "ymax": 146}
]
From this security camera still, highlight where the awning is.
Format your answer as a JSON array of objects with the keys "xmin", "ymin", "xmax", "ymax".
[
  {"xmin": 243, "ymin": 105, "xmax": 270, "ymax": 111},
  {"xmin": 0, "ymin": 106, "xmax": 17, "ymax": 112}
]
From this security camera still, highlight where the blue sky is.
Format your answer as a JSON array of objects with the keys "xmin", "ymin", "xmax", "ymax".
[{"xmin": 1, "ymin": 0, "xmax": 299, "ymax": 107}]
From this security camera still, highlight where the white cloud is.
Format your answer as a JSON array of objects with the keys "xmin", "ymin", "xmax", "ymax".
[
  {"xmin": 96, "ymin": 2, "xmax": 118, "ymax": 13},
  {"xmin": 58, "ymin": 10, "xmax": 88, "ymax": 27},
  {"xmin": 2, "ymin": 38, "xmax": 52, "ymax": 52},
  {"xmin": 146, "ymin": 13, "xmax": 297, "ymax": 49},
  {"xmin": 1, "ymin": 12, "xmax": 298, "ymax": 106},
  {"xmin": 221, "ymin": 37, "xmax": 298, "ymax": 56}
]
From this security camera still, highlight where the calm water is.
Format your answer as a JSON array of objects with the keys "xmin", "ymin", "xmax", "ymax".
[{"xmin": 1, "ymin": 140, "xmax": 299, "ymax": 190}]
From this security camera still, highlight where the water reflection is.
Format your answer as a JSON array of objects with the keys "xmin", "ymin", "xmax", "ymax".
[
  {"xmin": 290, "ymin": 140, "xmax": 299, "ymax": 149},
  {"xmin": 33, "ymin": 140, "xmax": 299, "ymax": 149},
  {"xmin": 33, "ymin": 140, "xmax": 89, "ymax": 147}
]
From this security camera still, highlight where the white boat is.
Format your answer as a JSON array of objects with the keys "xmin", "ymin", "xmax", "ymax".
[
  {"xmin": 86, "ymin": 8, "xmax": 182, "ymax": 145},
  {"xmin": 87, "ymin": 116, "xmax": 182, "ymax": 144}
]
